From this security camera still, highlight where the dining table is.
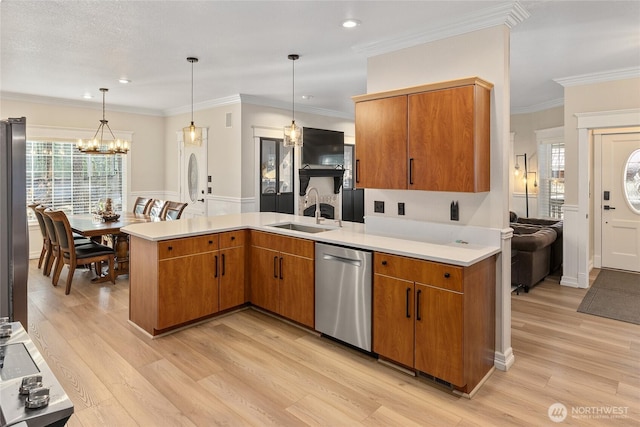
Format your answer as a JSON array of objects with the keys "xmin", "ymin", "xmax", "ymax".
[{"xmin": 66, "ymin": 212, "xmax": 158, "ymax": 280}]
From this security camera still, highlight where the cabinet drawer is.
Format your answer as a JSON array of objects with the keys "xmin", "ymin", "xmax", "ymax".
[
  {"xmin": 418, "ymin": 261, "xmax": 463, "ymax": 293},
  {"xmin": 220, "ymin": 230, "xmax": 246, "ymax": 249},
  {"xmin": 374, "ymin": 252, "xmax": 463, "ymax": 292},
  {"xmin": 251, "ymin": 231, "xmax": 314, "ymax": 259},
  {"xmin": 158, "ymin": 234, "xmax": 219, "ymax": 260},
  {"xmin": 374, "ymin": 252, "xmax": 423, "ymax": 282}
]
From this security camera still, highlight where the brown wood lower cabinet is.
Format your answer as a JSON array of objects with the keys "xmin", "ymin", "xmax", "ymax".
[
  {"xmin": 129, "ymin": 231, "xmax": 247, "ymax": 336},
  {"xmin": 373, "ymin": 252, "xmax": 495, "ymax": 394},
  {"xmin": 250, "ymin": 231, "xmax": 314, "ymax": 328}
]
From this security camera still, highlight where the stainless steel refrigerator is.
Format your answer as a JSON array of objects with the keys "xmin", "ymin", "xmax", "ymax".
[{"xmin": 0, "ymin": 117, "xmax": 28, "ymax": 328}]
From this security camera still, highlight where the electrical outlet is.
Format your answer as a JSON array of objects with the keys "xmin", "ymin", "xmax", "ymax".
[
  {"xmin": 374, "ymin": 200, "xmax": 385, "ymax": 213},
  {"xmin": 398, "ymin": 202, "xmax": 405, "ymax": 216}
]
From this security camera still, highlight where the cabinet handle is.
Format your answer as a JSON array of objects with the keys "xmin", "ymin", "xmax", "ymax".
[
  {"xmin": 167, "ymin": 246, "xmax": 173, "ymax": 251},
  {"xmin": 222, "ymin": 254, "xmax": 226, "ymax": 276},
  {"xmin": 209, "ymin": 240, "xmax": 213, "ymax": 244},
  {"xmin": 273, "ymin": 256, "xmax": 278, "ymax": 278},
  {"xmin": 406, "ymin": 287, "xmax": 411, "ymax": 319},
  {"xmin": 381, "ymin": 260, "xmax": 387, "ymax": 266},
  {"xmin": 409, "ymin": 158, "xmax": 414, "ymax": 185},
  {"xmin": 279, "ymin": 257, "xmax": 284, "ymax": 280},
  {"xmin": 444, "ymin": 272, "xmax": 450, "ymax": 278},
  {"xmin": 231, "ymin": 236, "xmax": 235, "ymax": 241},
  {"xmin": 416, "ymin": 289, "xmax": 422, "ymax": 321},
  {"xmin": 214, "ymin": 255, "xmax": 218, "ymax": 278},
  {"xmin": 355, "ymin": 159, "xmax": 360, "ymax": 184}
]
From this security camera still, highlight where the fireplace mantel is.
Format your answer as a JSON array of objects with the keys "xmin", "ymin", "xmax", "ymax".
[{"xmin": 298, "ymin": 168, "xmax": 345, "ymax": 196}]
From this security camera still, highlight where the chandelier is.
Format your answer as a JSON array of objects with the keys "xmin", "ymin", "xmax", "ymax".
[
  {"xmin": 77, "ymin": 88, "xmax": 130, "ymax": 155},
  {"xmin": 283, "ymin": 54, "xmax": 303, "ymax": 147},
  {"xmin": 183, "ymin": 56, "xmax": 203, "ymax": 146}
]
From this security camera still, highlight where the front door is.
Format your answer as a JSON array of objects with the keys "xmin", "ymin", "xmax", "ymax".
[
  {"xmin": 180, "ymin": 129, "xmax": 208, "ymax": 218},
  {"xmin": 601, "ymin": 132, "xmax": 640, "ymax": 272}
]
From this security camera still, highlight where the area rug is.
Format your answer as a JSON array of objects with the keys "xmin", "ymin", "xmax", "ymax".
[{"xmin": 577, "ymin": 269, "xmax": 640, "ymax": 325}]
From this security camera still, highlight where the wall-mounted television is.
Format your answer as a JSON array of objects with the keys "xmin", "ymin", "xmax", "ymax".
[{"xmin": 302, "ymin": 127, "xmax": 344, "ymax": 167}]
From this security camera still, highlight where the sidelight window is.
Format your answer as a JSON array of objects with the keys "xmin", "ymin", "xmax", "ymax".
[{"xmin": 624, "ymin": 149, "xmax": 640, "ymax": 214}]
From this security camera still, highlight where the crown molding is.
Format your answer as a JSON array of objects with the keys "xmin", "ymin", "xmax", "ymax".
[
  {"xmin": 352, "ymin": 1, "xmax": 530, "ymax": 58},
  {"xmin": 163, "ymin": 94, "xmax": 242, "ymax": 116},
  {"xmin": 0, "ymin": 91, "xmax": 165, "ymax": 117},
  {"xmin": 239, "ymin": 94, "xmax": 354, "ymax": 120},
  {"xmin": 510, "ymin": 97, "xmax": 564, "ymax": 115},
  {"xmin": 554, "ymin": 67, "xmax": 640, "ymax": 87}
]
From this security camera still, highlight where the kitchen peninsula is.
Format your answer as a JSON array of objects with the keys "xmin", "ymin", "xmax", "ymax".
[{"xmin": 122, "ymin": 212, "xmax": 500, "ymax": 396}]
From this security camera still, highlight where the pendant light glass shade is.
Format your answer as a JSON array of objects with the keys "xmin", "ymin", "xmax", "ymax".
[
  {"xmin": 283, "ymin": 54, "xmax": 303, "ymax": 147},
  {"xmin": 77, "ymin": 88, "xmax": 130, "ymax": 155},
  {"xmin": 183, "ymin": 57, "xmax": 203, "ymax": 146}
]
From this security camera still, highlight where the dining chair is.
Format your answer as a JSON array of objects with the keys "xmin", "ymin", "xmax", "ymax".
[
  {"xmin": 45, "ymin": 210, "xmax": 116, "ymax": 295},
  {"xmin": 133, "ymin": 197, "xmax": 153, "ymax": 215},
  {"xmin": 30, "ymin": 204, "xmax": 49, "ymax": 270},
  {"xmin": 42, "ymin": 208, "xmax": 94, "ymax": 281},
  {"xmin": 147, "ymin": 199, "xmax": 167, "ymax": 218},
  {"xmin": 162, "ymin": 201, "xmax": 188, "ymax": 220}
]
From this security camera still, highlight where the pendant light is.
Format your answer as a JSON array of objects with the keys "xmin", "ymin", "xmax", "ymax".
[
  {"xmin": 183, "ymin": 56, "xmax": 203, "ymax": 146},
  {"xmin": 77, "ymin": 88, "xmax": 130, "ymax": 155},
  {"xmin": 284, "ymin": 54, "xmax": 303, "ymax": 147}
]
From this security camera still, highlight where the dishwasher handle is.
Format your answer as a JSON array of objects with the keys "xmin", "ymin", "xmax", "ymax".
[{"xmin": 322, "ymin": 253, "xmax": 362, "ymax": 267}]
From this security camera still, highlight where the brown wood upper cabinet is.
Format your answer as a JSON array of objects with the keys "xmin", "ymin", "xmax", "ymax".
[{"xmin": 353, "ymin": 77, "xmax": 493, "ymax": 192}]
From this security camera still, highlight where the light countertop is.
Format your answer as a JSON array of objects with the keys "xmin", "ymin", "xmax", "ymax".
[{"xmin": 121, "ymin": 212, "xmax": 500, "ymax": 267}]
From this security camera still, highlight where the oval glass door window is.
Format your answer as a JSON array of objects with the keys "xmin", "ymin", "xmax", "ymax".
[
  {"xmin": 188, "ymin": 153, "xmax": 198, "ymax": 202},
  {"xmin": 624, "ymin": 148, "xmax": 640, "ymax": 214}
]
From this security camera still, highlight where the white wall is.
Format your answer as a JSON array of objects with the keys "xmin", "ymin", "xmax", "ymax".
[
  {"xmin": 240, "ymin": 102, "xmax": 355, "ymax": 212},
  {"xmin": 366, "ymin": 26, "xmax": 510, "ymax": 230},
  {"xmin": 510, "ymin": 106, "xmax": 563, "ymax": 218},
  {"xmin": 365, "ymin": 25, "xmax": 514, "ymax": 370},
  {"xmin": 0, "ymin": 97, "xmax": 165, "ymax": 199},
  {"xmin": 561, "ymin": 77, "xmax": 640, "ymax": 287}
]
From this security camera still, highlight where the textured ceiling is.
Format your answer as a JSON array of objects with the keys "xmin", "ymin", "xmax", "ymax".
[{"xmin": 1, "ymin": 1, "xmax": 639, "ymax": 117}]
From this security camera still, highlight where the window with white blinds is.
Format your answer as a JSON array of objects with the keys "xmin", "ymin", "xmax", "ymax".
[
  {"xmin": 26, "ymin": 139, "xmax": 125, "ymax": 220},
  {"xmin": 537, "ymin": 142, "xmax": 565, "ymax": 219}
]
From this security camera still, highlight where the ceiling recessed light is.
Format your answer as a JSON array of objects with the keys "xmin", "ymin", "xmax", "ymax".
[
  {"xmin": 83, "ymin": 93, "xmax": 93, "ymax": 99},
  {"xmin": 118, "ymin": 78, "xmax": 131, "ymax": 84},
  {"xmin": 301, "ymin": 95, "xmax": 313, "ymax": 100},
  {"xmin": 342, "ymin": 19, "xmax": 361, "ymax": 28}
]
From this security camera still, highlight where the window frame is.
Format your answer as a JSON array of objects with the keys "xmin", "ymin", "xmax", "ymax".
[{"xmin": 26, "ymin": 125, "xmax": 130, "ymax": 221}]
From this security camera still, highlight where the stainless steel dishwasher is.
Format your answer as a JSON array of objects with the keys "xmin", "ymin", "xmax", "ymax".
[{"xmin": 315, "ymin": 242, "xmax": 372, "ymax": 352}]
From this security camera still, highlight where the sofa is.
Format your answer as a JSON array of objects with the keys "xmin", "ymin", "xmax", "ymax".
[
  {"xmin": 511, "ymin": 224, "xmax": 558, "ymax": 291},
  {"xmin": 515, "ymin": 217, "xmax": 563, "ymax": 273}
]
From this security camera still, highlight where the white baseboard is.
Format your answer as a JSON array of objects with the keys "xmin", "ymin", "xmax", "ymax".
[{"xmin": 494, "ymin": 347, "xmax": 515, "ymax": 371}]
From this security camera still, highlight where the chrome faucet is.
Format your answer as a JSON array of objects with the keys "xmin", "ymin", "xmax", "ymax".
[{"xmin": 304, "ymin": 186, "xmax": 322, "ymax": 224}]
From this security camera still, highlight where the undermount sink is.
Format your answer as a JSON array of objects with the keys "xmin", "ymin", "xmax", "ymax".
[{"xmin": 267, "ymin": 222, "xmax": 334, "ymax": 233}]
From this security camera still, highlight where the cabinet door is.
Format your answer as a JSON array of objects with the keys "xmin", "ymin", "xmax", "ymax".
[
  {"xmin": 373, "ymin": 274, "xmax": 414, "ymax": 368},
  {"xmin": 414, "ymin": 283, "xmax": 464, "ymax": 387},
  {"xmin": 355, "ymin": 96, "xmax": 408, "ymax": 189},
  {"xmin": 250, "ymin": 245, "xmax": 279, "ymax": 313},
  {"xmin": 219, "ymin": 246, "xmax": 246, "ymax": 311},
  {"xmin": 279, "ymin": 253, "xmax": 314, "ymax": 328},
  {"xmin": 157, "ymin": 252, "xmax": 218, "ymax": 329},
  {"xmin": 409, "ymin": 86, "xmax": 477, "ymax": 192}
]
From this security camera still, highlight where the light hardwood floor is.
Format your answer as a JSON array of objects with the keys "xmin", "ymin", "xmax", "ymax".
[{"xmin": 25, "ymin": 261, "xmax": 639, "ymax": 426}]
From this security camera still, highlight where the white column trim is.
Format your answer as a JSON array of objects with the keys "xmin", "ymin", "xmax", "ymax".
[
  {"xmin": 495, "ymin": 227, "xmax": 514, "ymax": 371},
  {"xmin": 572, "ymin": 108, "xmax": 640, "ymax": 289}
]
